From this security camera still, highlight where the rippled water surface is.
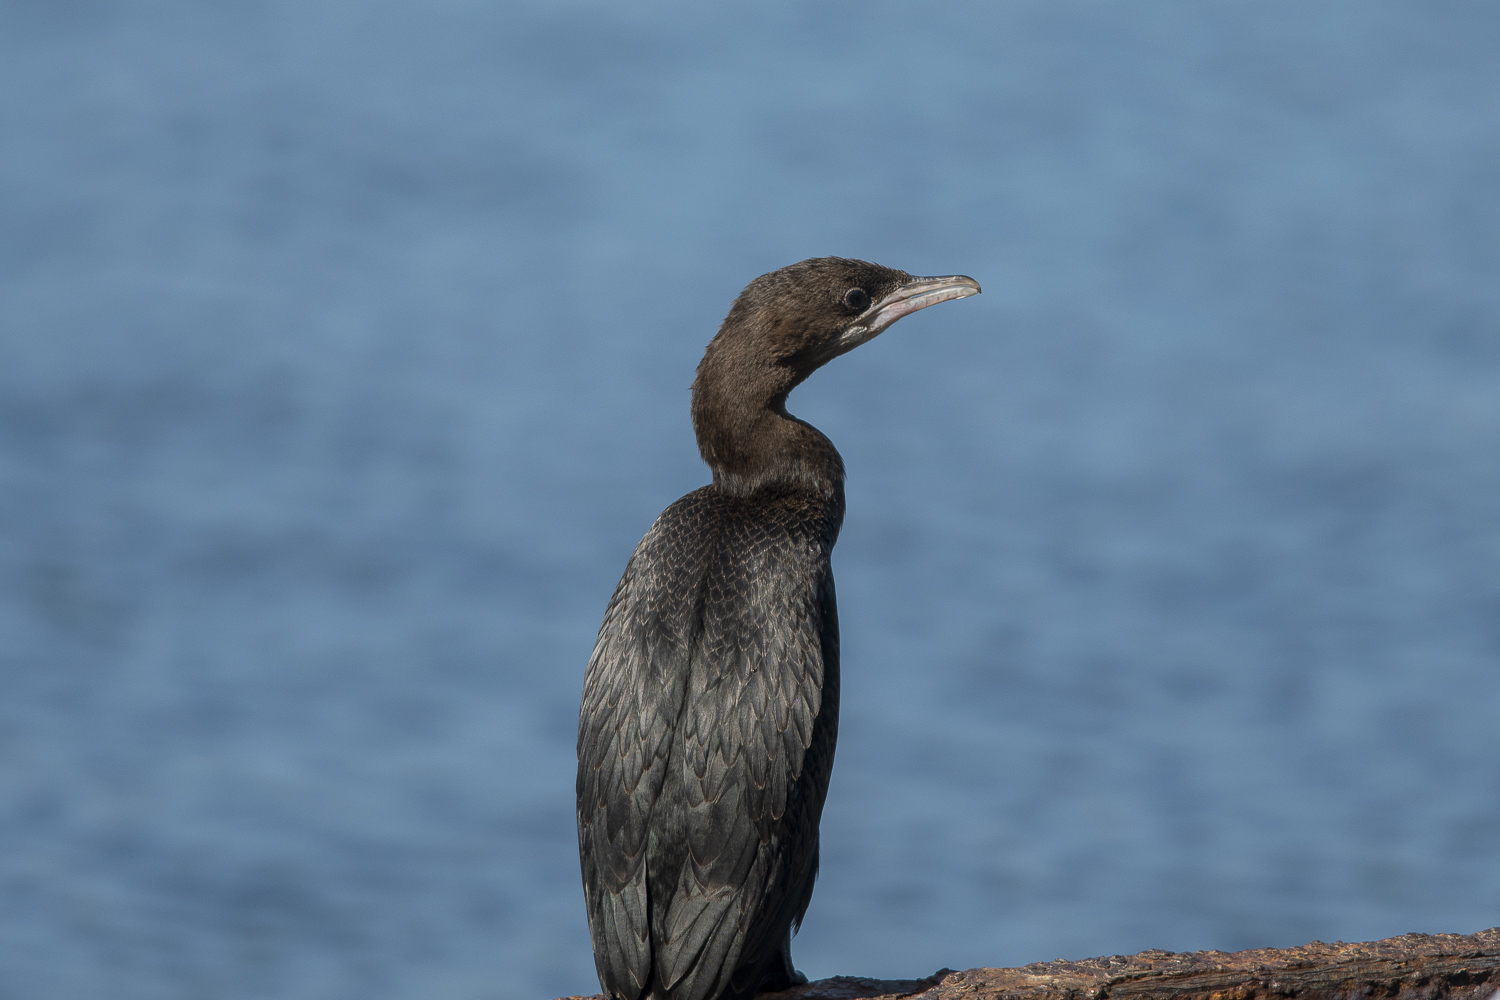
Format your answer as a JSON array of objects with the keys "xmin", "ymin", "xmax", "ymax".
[{"xmin": 3, "ymin": 3, "xmax": 1499, "ymax": 998}]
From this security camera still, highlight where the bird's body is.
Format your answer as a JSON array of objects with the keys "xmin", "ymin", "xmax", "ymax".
[
  {"xmin": 578, "ymin": 479, "xmax": 842, "ymax": 1000},
  {"xmin": 578, "ymin": 259, "xmax": 979, "ymax": 1000}
]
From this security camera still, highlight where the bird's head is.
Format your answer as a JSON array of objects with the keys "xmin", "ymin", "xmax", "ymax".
[
  {"xmin": 691, "ymin": 257, "xmax": 980, "ymax": 491},
  {"xmin": 697, "ymin": 257, "xmax": 981, "ymax": 406}
]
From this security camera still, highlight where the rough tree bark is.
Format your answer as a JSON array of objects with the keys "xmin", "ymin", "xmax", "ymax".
[{"xmin": 557, "ymin": 928, "xmax": 1500, "ymax": 1000}]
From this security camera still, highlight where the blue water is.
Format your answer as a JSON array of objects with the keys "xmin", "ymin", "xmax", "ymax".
[{"xmin": 3, "ymin": 2, "xmax": 1498, "ymax": 998}]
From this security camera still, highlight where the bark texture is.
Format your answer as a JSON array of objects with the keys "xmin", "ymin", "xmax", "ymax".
[{"xmin": 558, "ymin": 927, "xmax": 1500, "ymax": 1000}]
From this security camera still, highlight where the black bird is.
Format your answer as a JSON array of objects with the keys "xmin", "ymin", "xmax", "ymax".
[{"xmin": 577, "ymin": 258, "xmax": 981, "ymax": 1000}]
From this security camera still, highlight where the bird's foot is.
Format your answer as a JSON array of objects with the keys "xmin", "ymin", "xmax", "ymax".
[
  {"xmin": 758, "ymin": 943, "xmax": 808, "ymax": 991},
  {"xmin": 757, "ymin": 967, "xmax": 808, "ymax": 992},
  {"xmin": 753, "ymin": 925, "xmax": 808, "ymax": 992}
]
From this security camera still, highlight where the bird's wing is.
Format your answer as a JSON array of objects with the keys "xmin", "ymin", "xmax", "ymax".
[
  {"xmin": 578, "ymin": 494, "xmax": 715, "ymax": 999},
  {"xmin": 578, "ymin": 491, "xmax": 836, "ymax": 1000},
  {"xmin": 654, "ymin": 505, "xmax": 834, "ymax": 999}
]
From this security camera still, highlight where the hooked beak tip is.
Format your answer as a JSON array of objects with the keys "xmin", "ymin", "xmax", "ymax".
[{"xmin": 864, "ymin": 273, "xmax": 981, "ymax": 334}]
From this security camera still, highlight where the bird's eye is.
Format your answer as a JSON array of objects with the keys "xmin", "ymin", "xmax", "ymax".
[{"xmin": 844, "ymin": 288, "xmax": 870, "ymax": 311}]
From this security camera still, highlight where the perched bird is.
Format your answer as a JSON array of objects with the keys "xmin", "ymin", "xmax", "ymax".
[{"xmin": 577, "ymin": 258, "xmax": 980, "ymax": 1000}]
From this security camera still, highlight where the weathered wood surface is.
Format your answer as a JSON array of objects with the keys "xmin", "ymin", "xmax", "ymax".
[{"xmin": 557, "ymin": 928, "xmax": 1500, "ymax": 1000}]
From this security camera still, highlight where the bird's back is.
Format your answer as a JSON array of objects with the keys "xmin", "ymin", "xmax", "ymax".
[{"xmin": 577, "ymin": 482, "xmax": 843, "ymax": 1000}]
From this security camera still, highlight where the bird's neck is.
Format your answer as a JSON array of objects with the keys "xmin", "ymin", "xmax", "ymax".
[{"xmin": 690, "ymin": 376, "xmax": 845, "ymax": 499}]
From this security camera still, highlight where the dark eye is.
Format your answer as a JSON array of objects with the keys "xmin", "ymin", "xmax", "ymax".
[{"xmin": 843, "ymin": 288, "xmax": 870, "ymax": 311}]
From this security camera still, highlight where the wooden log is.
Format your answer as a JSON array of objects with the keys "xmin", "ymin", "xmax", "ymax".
[{"xmin": 556, "ymin": 928, "xmax": 1500, "ymax": 1000}]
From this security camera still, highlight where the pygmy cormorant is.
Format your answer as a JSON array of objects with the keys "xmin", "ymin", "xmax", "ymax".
[{"xmin": 577, "ymin": 258, "xmax": 981, "ymax": 1000}]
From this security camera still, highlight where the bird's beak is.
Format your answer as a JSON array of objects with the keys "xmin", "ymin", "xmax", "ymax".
[{"xmin": 839, "ymin": 274, "xmax": 982, "ymax": 351}]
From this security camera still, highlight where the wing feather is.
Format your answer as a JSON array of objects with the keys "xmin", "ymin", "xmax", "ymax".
[{"xmin": 579, "ymin": 486, "xmax": 841, "ymax": 1000}]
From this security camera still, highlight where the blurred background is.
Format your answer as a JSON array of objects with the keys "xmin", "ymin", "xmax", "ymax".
[{"xmin": 3, "ymin": 2, "xmax": 1499, "ymax": 998}]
